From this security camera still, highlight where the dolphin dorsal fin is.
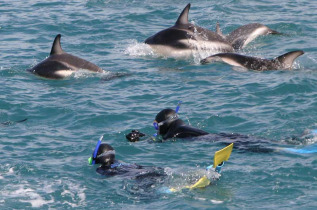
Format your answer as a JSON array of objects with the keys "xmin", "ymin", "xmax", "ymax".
[
  {"xmin": 216, "ymin": 22, "xmax": 224, "ymax": 37},
  {"xmin": 50, "ymin": 34, "xmax": 64, "ymax": 55},
  {"xmin": 274, "ymin": 50, "xmax": 304, "ymax": 69},
  {"xmin": 175, "ymin": 3, "xmax": 190, "ymax": 26}
]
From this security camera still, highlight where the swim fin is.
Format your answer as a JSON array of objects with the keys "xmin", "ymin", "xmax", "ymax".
[
  {"xmin": 283, "ymin": 143, "xmax": 317, "ymax": 154},
  {"xmin": 167, "ymin": 175, "xmax": 211, "ymax": 192},
  {"xmin": 188, "ymin": 143, "xmax": 234, "ymax": 189},
  {"xmin": 187, "ymin": 175, "xmax": 210, "ymax": 189},
  {"xmin": 166, "ymin": 144, "xmax": 234, "ymax": 193},
  {"xmin": 213, "ymin": 143, "xmax": 234, "ymax": 168}
]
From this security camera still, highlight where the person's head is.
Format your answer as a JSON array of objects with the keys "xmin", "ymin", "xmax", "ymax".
[
  {"xmin": 89, "ymin": 143, "xmax": 115, "ymax": 166},
  {"xmin": 154, "ymin": 108, "xmax": 179, "ymax": 135}
]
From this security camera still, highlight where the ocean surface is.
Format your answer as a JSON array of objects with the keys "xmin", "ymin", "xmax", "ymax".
[{"xmin": 1, "ymin": 0, "xmax": 317, "ymax": 209}]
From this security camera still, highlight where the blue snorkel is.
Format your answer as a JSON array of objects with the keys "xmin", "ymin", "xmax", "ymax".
[
  {"xmin": 175, "ymin": 101, "xmax": 182, "ymax": 114},
  {"xmin": 88, "ymin": 135, "xmax": 104, "ymax": 165},
  {"xmin": 153, "ymin": 101, "xmax": 182, "ymax": 137}
]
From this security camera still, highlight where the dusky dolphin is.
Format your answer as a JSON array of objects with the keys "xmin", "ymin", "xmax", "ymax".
[
  {"xmin": 201, "ymin": 50, "xmax": 304, "ymax": 71},
  {"xmin": 218, "ymin": 23, "xmax": 280, "ymax": 50},
  {"xmin": 28, "ymin": 34, "xmax": 104, "ymax": 79},
  {"xmin": 145, "ymin": 3, "xmax": 234, "ymax": 58},
  {"xmin": 145, "ymin": 4, "xmax": 280, "ymax": 59}
]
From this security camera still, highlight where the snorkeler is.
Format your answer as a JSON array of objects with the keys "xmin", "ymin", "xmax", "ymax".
[
  {"xmin": 126, "ymin": 101, "xmax": 208, "ymax": 141},
  {"xmin": 88, "ymin": 136, "xmax": 164, "ymax": 178},
  {"xmin": 126, "ymin": 102, "xmax": 317, "ymax": 154},
  {"xmin": 88, "ymin": 135, "xmax": 234, "ymax": 191},
  {"xmin": 153, "ymin": 107, "xmax": 208, "ymax": 140}
]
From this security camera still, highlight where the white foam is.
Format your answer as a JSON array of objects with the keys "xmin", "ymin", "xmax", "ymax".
[
  {"xmin": 8, "ymin": 167, "xmax": 14, "ymax": 174},
  {"xmin": 61, "ymin": 181, "xmax": 86, "ymax": 208},
  {"xmin": 124, "ymin": 40, "xmax": 156, "ymax": 57},
  {"xmin": 9, "ymin": 186, "xmax": 54, "ymax": 208},
  {"xmin": 1, "ymin": 176, "xmax": 86, "ymax": 208},
  {"xmin": 211, "ymin": 199, "xmax": 224, "ymax": 204},
  {"xmin": 72, "ymin": 69, "xmax": 107, "ymax": 79}
]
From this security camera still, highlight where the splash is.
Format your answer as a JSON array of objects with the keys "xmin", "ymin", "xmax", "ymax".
[
  {"xmin": 124, "ymin": 40, "xmax": 157, "ymax": 57},
  {"xmin": 0, "ymin": 163, "xmax": 87, "ymax": 208},
  {"xmin": 161, "ymin": 167, "xmax": 220, "ymax": 193},
  {"xmin": 72, "ymin": 69, "xmax": 109, "ymax": 79}
]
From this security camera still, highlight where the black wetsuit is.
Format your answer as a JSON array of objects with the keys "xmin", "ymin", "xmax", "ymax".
[
  {"xmin": 162, "ymin": 119, "xmax": 209, "ymax": 140},
  {"xmin": 160, "ymin": 119, "xmax": 276, "ymax": 153},
  {"xmin": 96, "ymin": 160, "xmax": 165, "ymax": 179},
  {"xmin": 96, "ymin": 160, "xmax": 166, "ymax": 198}
]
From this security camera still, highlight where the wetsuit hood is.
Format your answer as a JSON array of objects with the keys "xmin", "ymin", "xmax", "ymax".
[
  {"xmin": 94, "ymin": 143, "xmax": 116, "ymax": 167},
  {"xmin": 155, "ymin": 108, "xmax": 184, "ymax": 135}
]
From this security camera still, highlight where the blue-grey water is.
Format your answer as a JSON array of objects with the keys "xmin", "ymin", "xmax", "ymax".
[{"xmin": 1, "ymin": 0, "xmax": 317, "ymax": 209}]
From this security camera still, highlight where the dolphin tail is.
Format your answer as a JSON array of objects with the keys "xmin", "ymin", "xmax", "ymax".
[
  {"xmin": 175, "ymin": 3, "xmax": 190, "ymax": 25},
  {"xmin": 274, "ymin": 50, "xmax": 304, "ymax": 69}
]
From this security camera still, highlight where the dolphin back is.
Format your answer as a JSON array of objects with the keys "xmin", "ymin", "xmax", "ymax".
[{"xmin": 201, "ymin": 50, "xmax": 304, "ymax": 71}]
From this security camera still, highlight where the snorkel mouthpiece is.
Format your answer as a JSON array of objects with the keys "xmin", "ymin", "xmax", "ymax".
[{"xmin": 88, "ymin": 157, "xmax": 93, "ymax": 165}]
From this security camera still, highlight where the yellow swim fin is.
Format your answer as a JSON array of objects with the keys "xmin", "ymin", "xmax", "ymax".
[
  {"xmin": 166, "ymin": 144, "xmax": 233, "ymax": 192},
  {"xmin": 187, "ymin": 143, "xmax": 234, "ymax": 189},
  {"xmin": 187, "ymin": 176, "xmax": 210, "ymax": 189},
  {"xmin": 213, "ymin": 143, "xmax": 233, "ymax": 168}
]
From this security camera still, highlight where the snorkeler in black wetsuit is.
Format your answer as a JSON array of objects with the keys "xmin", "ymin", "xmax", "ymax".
[
  {"xmin": 153, "ymin": 108, "xmax": 209, "ymax": 140},
  {"xmin": 88, "ymin": 137, "xmax": 164, "ymax": 178},
  {"xmin": 126, "ymin": 102, "xmax": 208, "ymax": 141},
  {"xmin": 126, "ymin": 102, "xmax": 317, "ymax": 153},
  {"xmin": 126, "ymin": 103, "xmax": 276, "ymax": 153}
]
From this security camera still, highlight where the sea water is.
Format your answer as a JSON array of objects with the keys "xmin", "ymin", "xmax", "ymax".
[{"xmin": 0, "ymin": 0, "xmax": 316, "ymax": 209}]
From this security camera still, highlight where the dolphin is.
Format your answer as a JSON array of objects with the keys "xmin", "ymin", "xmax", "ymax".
[
  {"xmin": 28, "ymin": 34, "xmax": 104, "ymax": 79},
  {"xmin": 201, "ymin": 50, "xmax": 304, "ymax": 71},
  {"xmin": 218, "ymin": 23, "xmax": 281, "ymax": 50},
  {"xmin": 145, "ymin": 3, "xmax": 234, "ymax": 58},
  {"xmin": 145, "ymin": 4, "xmax": 280, "ymax": 59}
]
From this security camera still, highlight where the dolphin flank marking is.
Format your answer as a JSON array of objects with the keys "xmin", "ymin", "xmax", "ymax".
[{"xmin": 201, "ymin": 50, "xmax": 304, "ymax": 71}]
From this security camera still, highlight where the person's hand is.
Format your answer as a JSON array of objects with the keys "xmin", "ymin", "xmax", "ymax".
[{"xmin": 126, "ymin": 130, "xmax": 145, "ymax": 142}]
